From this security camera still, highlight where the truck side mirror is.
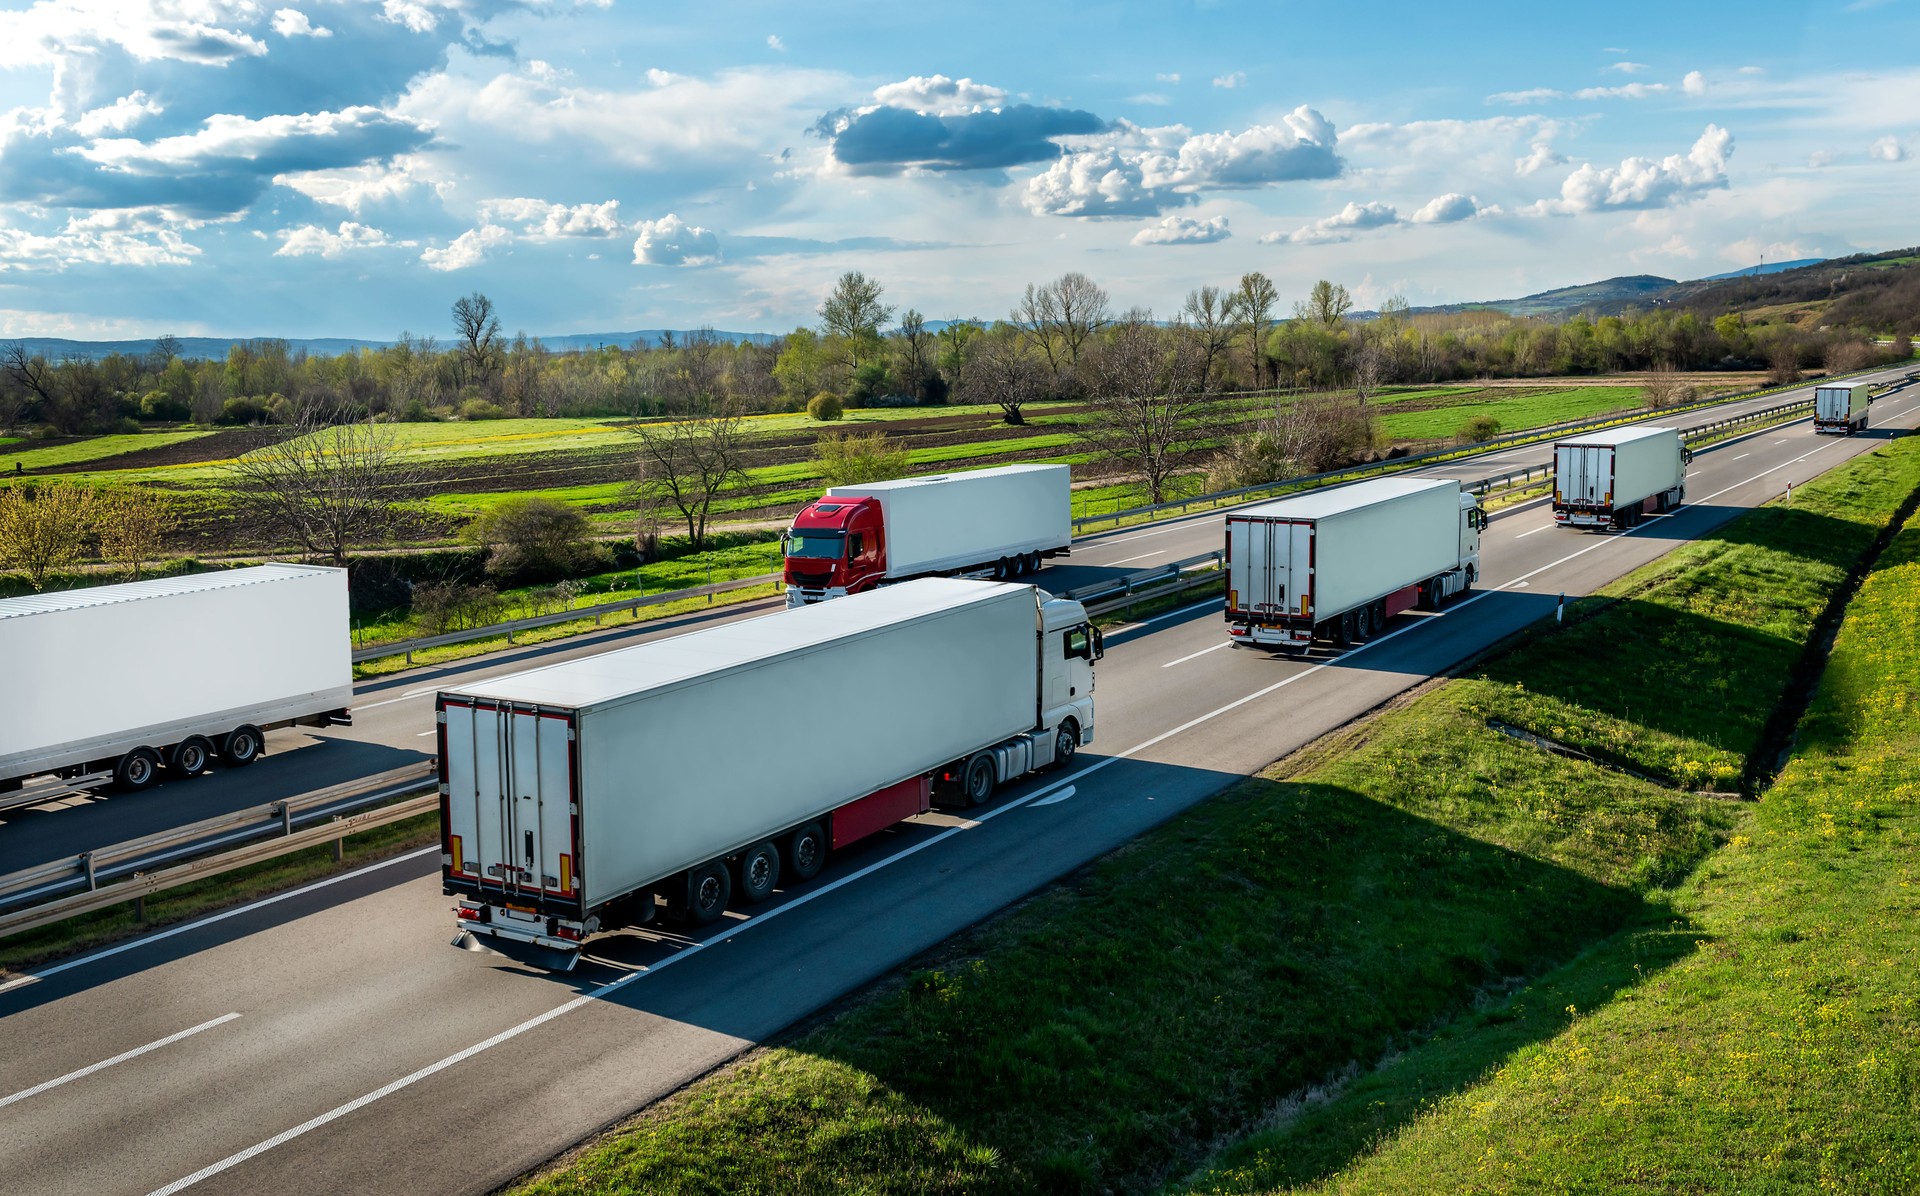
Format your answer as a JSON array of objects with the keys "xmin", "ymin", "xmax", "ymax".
[{"xmin": 1090, "ymin": 626, "xmax": 1105, "ymax": 661}]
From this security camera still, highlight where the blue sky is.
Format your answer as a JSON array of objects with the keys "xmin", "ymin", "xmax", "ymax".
[{"xmin": 0, "ymin": 0, "xmax": 1914, "ymax": 339}]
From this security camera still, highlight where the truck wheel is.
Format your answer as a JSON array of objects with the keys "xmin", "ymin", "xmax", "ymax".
[
  {"xmin": 1023, "ymin": 551, "xmax": 1042, "ymax": 574},
  {"xmin": 1052, "ymin": 720, "xmax": 1079, "ymax": 771},
  {"xmin": 960, "ymin": 752, "xmax": 996, "ymax": 807},
  {"xmin": 787, "ymin": 822, "xmax": 827, "ymax": 882},
  {"xmin": 113, "ymin": 747, "xmax": 161, "ymax": 792},
  {"xmin": 684, "ymin": 861, "xmax": 731, "ymax": 926},
  {"xmin": 736, "ymin": 841, "xmax": 780, "ymax": 904},
  {"xmin": 169, "ymin": 736, "xmax": 213, "ymax": 776},
  {"xmin": 1335, "ymin": 611, "xmax": 1356, "ymax": 646},
  {"xmin": 220, "ymin": 725, "xmax": 263, "ymax": 768},
  {"xmin": 994, "ymin": 556, "xmax": 1014, "ymax": 580}
]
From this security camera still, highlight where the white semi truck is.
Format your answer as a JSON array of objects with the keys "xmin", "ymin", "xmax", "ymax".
[
  {"xmin": 783, "ymin": 464, "xmax": 1072, "ymax": 607},
  {"xmin": 1813, "ymin": 384, "xmax": 1870, "ymax": 435},
  {"xmin": 1552, "ymin": 425, "xmax": 1690, "ymax": 530},
  {"xmin": 439, "ymin": 578, "xmax": 1101, "ymax": 969},
  {"xmin": 0, "ymin": 565, "xmax": 354, "ymax": 804},
  {"xmin": 1224, "ymin": 477, "xmax": 1485, "ymax": 653}
]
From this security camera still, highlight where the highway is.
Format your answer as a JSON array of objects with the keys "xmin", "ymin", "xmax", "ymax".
[{"xmin": 0, "ymin": 365, "xmax": 1915, "ymax": 1196}]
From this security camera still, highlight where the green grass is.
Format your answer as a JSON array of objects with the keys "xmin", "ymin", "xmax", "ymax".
[
  {"xmin": 1377, "ymin": 386, "xmax": 1645, "ymax": 441},
  {"xmin": 505, "ymin": 424, "xmax": 1920, "ymax": 1195},
  {"xmin": 1189, "ymin": 477, "xmax": 1920, "ymax": 1194},
  {"xmin": 0, "ymin": 430, "xmax": 215, "ymax": 470}
]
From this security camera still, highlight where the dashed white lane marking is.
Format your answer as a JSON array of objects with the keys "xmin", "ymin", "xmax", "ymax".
[{"xmin": 1, "ymin": 1013, "xmax": 240, "ymax": 1110}]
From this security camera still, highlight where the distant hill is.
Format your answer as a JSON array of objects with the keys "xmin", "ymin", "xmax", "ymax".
[
  {"xmin": 1409, "ymin": 274, "xmax": 1678, "ymax": 319},
  {"xmin": 1698, "ymin": 258, "xmax": 1826, "ymax": 281},
  {"xmin": 0, "ymin": 329, "xmax": 781, "ymax": 363}
]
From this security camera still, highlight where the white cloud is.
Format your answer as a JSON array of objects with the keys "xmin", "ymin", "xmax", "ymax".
[
  {"xmin": 1488, "ymin": 87, "xmax": 1564, "ymax": 105},
  {"xmin": 0, "ymin": 0, "xmax": 268, "ymax": 69},
  {"xmin": 77, "ymin": 107, "xmax": 431, "ymax": 173},
  {"xmin": 1127, "ymin": 93, "xmax": 1171, "ymax": 106},
  {"xmin": 381, "ymin": 0, "xmax": 440, "ymax": 34},
  {"xmin": 872, "ymin": 74, "xmax": 1008, "ymax": 115},
  {"xmin": 1024, "ymin": 106, "xmax": 1341, "ymax": 217},
  {"xmin": 1609, "ymin": 61, "xmax": 1650, "ymax": 74},
  {"xmin": 73, "ymin": 92, "xmax": 163, "ymax": 138},
  {"xmin": 274, "ymin": 221, "xmax": 410, "ymax": 258},
  {"xmin": 1573, "ymin": 82, "xmax": 1669, "ymax": 100},
  {"xmin": 275, "ymin": 155, "xmax": 446, "ymax": 213},
  {"xmin": 632, "ymin": 213, "xmax": 720, "ymax": 266},
  {"xmin": 1131, "ymin": 214, "xmax": 1230, "ymax": 246},
  {"xmin": 1533, "ymin": 124, "xmax": 1734, "ymax": 214},
  {"xmin": 421, "ymin": 225, "xmax": 511, "ymax": 271},
  {"xmin": 1682, "ymin": 70, "xmax": 1708, "ymax": 97},
  {"xmin": 1738, "ymin": 65, "xmax": 1765, "ymax": 75},
  {"xmin": 478, "ymin": 197, "xmax": 625, "ymax": 238},
  {"xmin": 1276, "ymin": 200, "xmax": 1399, "ymax": 244},
  {"xmin": 1721, "ymin": 237, "xmax": 1819, "ymax": 267},
  {"xmin": 271, "ymin": 8, "xmax": 331, "ymax": 38},
  {"xmin": 1516, "ymin": 141, "xmax": 1566, "ymax": 176},
  {"xmin": 1809, "ymin": 149, "xmax": 1835, "ymax": 168},
  {"xmin": 1157, "ymin": 72, "xmax": 1181, "ymax": 84},
  {"xmin": 0, "ymin": 217, "xmax": 200, "ymax": 270},
  {"xmin": 766, "ymin": 34, "xmax": 785, "ymax": 52},
  {"xmin": 1212, "ymin": 72, "xmax": 1245, "ymax": 89},
  {"xmin": 1868, "ymin": 135, "xmax": 1908, "ymax": 161},
  {"xmin": 1410, "ymin": 193, "xmax": 1495, "ymax": 223}
]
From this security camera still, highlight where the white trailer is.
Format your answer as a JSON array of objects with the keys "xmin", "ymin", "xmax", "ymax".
[
  {"xmin": 784, "ymin": 464, "xmax": 1072, "ymax": 606},
  {"xmin": 1813, "ymin": 384, "xmax": 1870, "ymax": 435},
  {"xmin": 440, "ymin": 578, "xmax": 1101, "ymax": 969},
  {"xmin": 1552, "ymin": 425, "xmax": 1689, "ymax": 530},
  {"xmin": 0, "ymin": 564, "xmax": 354, "ymax": 802},
  {"xmin": 1224, "ymin": 477, "xmax": 1484, "ymax": 653}
]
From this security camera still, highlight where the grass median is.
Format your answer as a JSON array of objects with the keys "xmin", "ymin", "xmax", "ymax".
[{"xmin": 505, "ymin": 431, "xmax": 1920, "ymax": 1189}]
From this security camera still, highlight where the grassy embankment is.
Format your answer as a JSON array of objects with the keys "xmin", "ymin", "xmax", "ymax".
[
  {"xmin": 1184, "ymin": 478, "xmax": 1920, "ymax": 1193},
  {"xmin": 503, "ymin": 440, "xmax": 1920, "ymax": 1192}
]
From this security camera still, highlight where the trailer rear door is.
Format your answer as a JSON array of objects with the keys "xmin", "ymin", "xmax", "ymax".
[
  {"xmin": 440, "ymin": 698, "xmax": 580, "ymax": 911},
  {"xmin": 1228, "ymin": 517, "xmax": 1312, "ymax": 617},
  {"xmin": 1556, "ymin": 444, "xmax": 1611, "ymax": 506}
]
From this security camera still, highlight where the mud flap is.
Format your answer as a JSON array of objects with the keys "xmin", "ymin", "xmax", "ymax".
[{"xmin": 451, "ymin": 929, "xmax": 582, "ymax": 972}]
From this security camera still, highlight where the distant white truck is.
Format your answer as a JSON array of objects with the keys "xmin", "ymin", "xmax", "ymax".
[
  {"xmin": 1813, "ymin": 384, "xmax": 1870, "ymax": 435},
  {"xmin": 0, "ymin": 565, "xmax": 354, "ymax": 803},
  {"xmin": 440, "ymin": 578, "xmax": 1100, "ymax": 969},
  {"xmin": 1224, "ymin": 477, "xmax": 1485, "ymax": 653},
  {"xmin": 1552, "ymin": 426, "xmax": 1690, "ymax": 530},
  {"xmin": 783, "ymin": 464, "xmax": 1072, "ymax": 607}
]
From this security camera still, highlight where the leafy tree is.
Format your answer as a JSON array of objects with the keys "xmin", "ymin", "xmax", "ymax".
[
  {"xmin": 1295, "ymin": 279, "xmax": 1353, "ymax": 329},
  {"xmin": 96, "ymin": 486, "xmax": 176, "ymax": 579},
  {"xmin": 1231, "ymin": 271, "xmax": 1280, "ymax": 387},
  {"xmin": 818, "ymin": 272, "xmax": 894, "ymax": 369},
  {"xmin": 813, "ymin": 429, "xmax": 911, "ymax": 486},
  {"xmin": 0, "ymin": 483, "xmax": 97, "ymax": 590},
  {"xmin": 465, "ymin": 495, "xmax": 603, "ymax": 584}
]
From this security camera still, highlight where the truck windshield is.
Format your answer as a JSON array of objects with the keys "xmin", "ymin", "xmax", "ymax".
[{"xmin": 786, "ymin": 530, "xmax": 846, "ymax": 559}]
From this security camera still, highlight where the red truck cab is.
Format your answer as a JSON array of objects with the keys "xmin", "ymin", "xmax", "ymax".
[{"xmin": 783, "ymin": 497, "xmax": 887, "ymax": 604}]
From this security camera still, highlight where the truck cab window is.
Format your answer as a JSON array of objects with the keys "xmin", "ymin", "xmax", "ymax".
[
  {"xmin": 848, "ymin": 534, "xmax": 864, "ymax": 559},
  {"xmin": 1065, "ymin": 628, "xmax": 1091, "ymax": 659}
]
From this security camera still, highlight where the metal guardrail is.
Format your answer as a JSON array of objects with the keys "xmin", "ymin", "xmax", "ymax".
[
  {"xmin": 0, "ymin": 764, "xmax": 436, "ymax": 928},
  {"xmin": 1069, "ymin": 550, "xmax": 1222, "ymax": 607}
]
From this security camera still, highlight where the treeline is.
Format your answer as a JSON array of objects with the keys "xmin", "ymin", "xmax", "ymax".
[
  {"xmin": 0, "ymin": 270, "xmax": 1907, "ymax": 439},
  {"xmin": 1678, "ymin": 248, "xmax": 1920, "ymax": 336}
]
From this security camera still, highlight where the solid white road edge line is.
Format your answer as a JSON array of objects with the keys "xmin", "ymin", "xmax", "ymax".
[{"xmin": 0, "ymin": 1013, "xmax": 240, "ymax": 1110}]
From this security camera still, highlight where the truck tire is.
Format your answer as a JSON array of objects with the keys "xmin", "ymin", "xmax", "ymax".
[
  {"xmin": 684, "ymin": 861, "xmax": 731, "ymax": 926},
  {"xmin": 1370, "ymin": 601, "xmax": 1387, "ymax": 637},
  {"xmin": 994, "ymin": 556, "xmax": 1013, "ymax": 580},
  {"xmin": 113, "ymin": 747, "xmax": 161, "ymax": 792},
  {"xmin": 1052, "ymin": 720, "xmax": 1079, "ymax": 771},
  {"xmin": 1335, "ymin": 610, "xmax": 1356, "ymax": 646},
  {"xmin": 960, "ymin": 752, "xmax": 996, "ymax": 807},
  {"xmin": 736, "ymin": 841, "xmax": 780, "ymax": 904},
  {"xmin": 220, "ymin": 725, "xmax": 263, "ymax": 768},
  {"xmin": 169, "ymin": 736, "xmax": 213, "ymax": 777},
  {"xmin": 1023, "ymin": 551, "xmax": 1042, "ymax": 574},
  {"xmin": 787, "ymin": 822, "xmax": 827, "ymax": 882}
]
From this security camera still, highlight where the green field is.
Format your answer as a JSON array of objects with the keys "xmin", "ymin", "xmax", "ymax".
[
  {"xmin": 0, "ymin": 430, "xmax": 216, "ymax": 470},
  {"xmin": 1376, "ymin": 386, "xmax": 1645, "ymax": 441},
  {"xmin": 505, "ymin": 429, "xmax": 1920, "ymax": 1193}
]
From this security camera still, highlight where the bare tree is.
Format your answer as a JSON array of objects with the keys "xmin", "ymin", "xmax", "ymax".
[
  {"xmin": 226, "ymin": 397, "xmax": 419, "ymax": 565},
  {"xmin": 1231, "ymin": 271, "xmax": 1279, "ymax": 388},
  {"xmin": 1294, "ymin": 279, "xmax": 1353, "ymax": 329},
  {"xmin": 1077, "ymin": 316, "xmax": 1214, "ymax": 505},
  {"xmin": 1350, "ymin": 337, "xmax": 1389, "ymax": 406},
  {"xmin": 1274, "ymin": 393, "xmax": 1376, "ymax": 474},
  {"xmin": 1, "ymin": 342, "xmax": 56, "ymax": 426},
  {"xmin": 1013, "ymin": 272, "xmax": 1109, "ymax": 379},
  {"xmin": 1180, "ymin": 286, "xmax": 1237, "ymax": 387},
  {"xmin": 667, "ymin": 327, "xmax": 726, "ymax": 412},
  {"xmin": 96, "ymin": 486, "xmax": 176, "ymax": 580},
  {"xmin": 451, "ymin": 292, "xmax": 502, "ymax": 386},
  {"xmin": 149, "ymin": 333, "xmax": 183, "ymax": 371},
  {"xmin": 963, "ymin": 330, "xmax": 1049, "ymax": 426},
  {"xmin": 895, "ymin": 309, "xmax": 935, "ymax": 399},
  {"xmin": 628, "ymin": 402, "xmax": 751, "ymax": 551},
  {"xmin": 818, "ymin": 271, "xmax": 894, "ymax": 369},
  {"xmin": 0, "ymin": 483, "xmax": 97, "ymax": 591}
]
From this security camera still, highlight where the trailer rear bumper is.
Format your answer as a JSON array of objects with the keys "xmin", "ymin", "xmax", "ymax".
[
  {"xmin": 453, "ymin": 904, "xmax": 587, "ymax": 970},
  {"xmin": 1225, "ymin": 619, "xmax": 1313, "ymax": 649}
]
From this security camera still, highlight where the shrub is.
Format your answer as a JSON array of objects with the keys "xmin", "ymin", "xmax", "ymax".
[
  {"xmin": 411, "ymin": 582, "xmax": 504, "ymax": 635},
  {"xmin": 1206, "ymin": 425, "xmax": 1292, "ymax": 493},
  {"xmin": 1457, "ymin": 414, "xmax": 1502, "ymax": 444},
  {"xmin": 216, "ymin": 396, "xmax": 268, "ymax": 425},
  {"xmin": 465, "ymin": 495, "xmax": 607, "ymax": 585},
  {"xmin": 138, "ymin": 390, "xmax": 192, "ymax": 421},
  {"xmin": 460, "ymin": 398, "xmax": 507, "ymax": 421},
  {"xmin": 815, "ymin": 429, "xmax": 911, "ymax": 486},
  {"xmin": 807, "ymin": 391, "xmax": 845, "ymax": 421}
]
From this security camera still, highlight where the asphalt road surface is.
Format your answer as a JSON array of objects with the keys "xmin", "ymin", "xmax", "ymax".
[{"xmin": 1, "ymin": 366, "xmax": 1916, "ymax": 1196}]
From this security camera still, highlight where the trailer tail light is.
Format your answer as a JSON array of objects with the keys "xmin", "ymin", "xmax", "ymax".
[
  {"xmin": 551, "ymin": 923, "xmax": 581, "ymax": 942},
  {"xmin": 559, "ymin": 854, "xmax": 574, "ymax": 893},
  {"xmin": 448, "ymin": 835, "xmax": 463, "ymax": 875},
  {"xmin": 456, "ymin": 903, "xmax": 488, "ymax": 923}
]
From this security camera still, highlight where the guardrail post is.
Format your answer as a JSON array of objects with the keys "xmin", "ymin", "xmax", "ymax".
[
  {"xmin": 334, "ymin": 820, "xmax": 345, "ymax": 864},
  {"xmin": 406, "ymin": 648, "xmax": 413, "ymax": 666},
  {"xmin": 82, "ymin": 850, "xmax": 95, "ymax": 891},
  {"xmin": 278, "ymin": 802, "xmax": 292, "ymax": 836}
]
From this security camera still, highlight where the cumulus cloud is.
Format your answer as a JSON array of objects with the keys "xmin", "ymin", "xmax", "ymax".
[
  {"xmin": 1131, "ymin": 214, "xmax": 1230, "ymax": 245},
  {"xmin": 1410, "ymin": 193, "xmax": 1496, "ymax": 223},
  {"xmin": 1533, "ymin": 124, "xmax": 1733, "ymax": 214},
  {"xmin": 1869, "ymin": 135, "xmax": 1908, "ymax": 162},
  {"xmin": 478, "ymin": 197, "xmax": 625, "ymax": 238},
  {"xmin": 274, "ymin": 221, "xmax": 409, "ymax": 258},
  {"xmin": 272, "ymin": 8, "xmax": 331, "ymax": 38},
  {"xmin": 1516, "ymin": 141, "xmax": 1566, "ymax": 176},
  {"xmin": 871, "ymin": 74, "xmax": 1009, "ymax": 115},
  {"xmin": 1682, "ymin": 70, "xmax": 1707, "ymax": 97},
  {"xmin": 275, "ymin": 155, "xmax": 445, "ymax": 213},
  {"xmin": 0, "ymin": 0, "xmax": 268, "ymax": 68},
  {"xmin": 819, "ymin": 103, "xmax": 1106, "ymax": 174},
  {"xmin": 1024, "ymin": 105, "xmax": 1341, "ymax": 217},
  {"xmin": 1212, "ymin": 72, "xmax": 1245, "ymax": 89},
  {"xmin": 632, "ymin": 213, "xmax": 721, "ymax": 265},
  {"xmin": 73, "ymin": 92, "xmax": 164, "ymax": 138},
  {"xmin": 1272, "ymin": 200, "xmax": 1399, "ymax": 245},
  {"xmin": 77, "ymin": 107, "xmax": 433, "ymax": 175},
  {"xmin": 421, "ymin": 224, "xmax": 511, "ymax": 271},
  {"xmin": 0, "ymin": 216, "xmax": 200, "ymax": 270}
]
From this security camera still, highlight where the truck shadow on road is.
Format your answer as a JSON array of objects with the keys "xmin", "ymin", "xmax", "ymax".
[{"xmin": 557, "ymin": 764, "xmax": 1705, "ymax": 1191}]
